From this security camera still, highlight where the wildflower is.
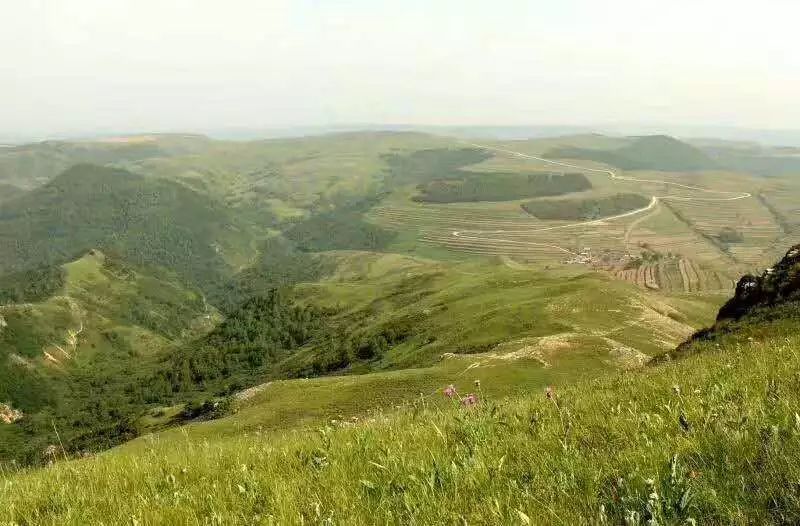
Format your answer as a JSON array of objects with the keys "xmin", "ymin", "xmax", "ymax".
[
  {"xmin": 443, "ymin": 384, "xmax": 457, "ymax": 398},
  {"xmin": 545, "ymin": 386, "xmax": 554, "ymax": 400},
  {"xmin": 461, "ymin": 393, "xmax": 478, "ymax": 407}
]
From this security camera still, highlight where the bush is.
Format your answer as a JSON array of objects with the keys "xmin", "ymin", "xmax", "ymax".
[{"xmin": 718, "ymin": 227, "xmax": 744, "ymax": 244}]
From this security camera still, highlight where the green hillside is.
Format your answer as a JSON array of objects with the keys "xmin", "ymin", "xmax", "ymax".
[
  {"xmin": 0, "ymin": 251, "xmax": 217, "ymax": 462},
  {"xmin": 2, "ymin": 130, "xmax": 800, "ymax": 523},
  {"xmin": 0, "ymin": 248, "xmax": 718, "ymax": 464},
  {"xmin": 413, "ymin": 171, "xmax": 592, "ymax": 203},
  {"xmin": 545, "ymin": 135, "xmax": 718, "ymax": 171},
  {"xmin": 703, "ymin": 144, "xmax": 800, "ymax": 177},
  {"xmin": 0, "ymin": 135, "xmax": 211, "ymax": 189},
  {"xmin": 0, "ymin": 163, "xmax": 261, "ymax": 291},
  {"xmin": 663, "ymin": 244, "xmax": 800, "ymax": 361},
  {"xmin": 3, "ymin": 248, "xmax": 800, "ymax": 524}
]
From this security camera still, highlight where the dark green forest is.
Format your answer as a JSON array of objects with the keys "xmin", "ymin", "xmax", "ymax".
[
  {"xmin": 382, "ymin": 148, "xmax": 492, "ymax": 183},
  {"xmin": 521, "ymin": 193, "xmax": 650, "ymax": 220},
  {"xmin": 286, "ymin": 194, "xmax": 396, "ymax": 252},
  {"xmin": 0, "ymin": 164, "xmax": 254, "ymax": 293},
  {"xmin": 0, "ymin": 265, "xmax": 65, "ymax": 304},
  {"xmin": 382, "ymin": 147, "xmax": 591, "ymax": 202}
]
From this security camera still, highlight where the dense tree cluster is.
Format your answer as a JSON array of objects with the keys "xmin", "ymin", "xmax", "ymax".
[
  {"xmin": 286, "ymin": 193, "xmax": 395, "ymax": 252},
  {"xmin": 154, "ymin": 291, "xmax": 329, "ymax": 395},
  {"xmin": 382, "ymin": 148, "xmax": 492, "ymax": 183},
  {"xmin": 0, "ymin": 164, "xmax": 247, "ymax": 295},
  {"xmin": 717, "ymin": 227, "xmax": 744, "ymax": 244},
  {"xmin": 0, "ymin": 265, "xmax": 65, "ymax": 304},
  {"xmin": 522, "ymin": 193, "xmax": 649, "ymax": 221}
]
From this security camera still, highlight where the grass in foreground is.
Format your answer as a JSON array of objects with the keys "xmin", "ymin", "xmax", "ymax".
[{"xmin": 3, "ymin": 321, "xmax": 800, "ymax": 525}]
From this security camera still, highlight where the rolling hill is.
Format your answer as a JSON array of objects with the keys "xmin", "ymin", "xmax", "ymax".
[
  {"xmin": 0, "ymin": 134, "xmax": 212, "ymax": 190},
  {"xmin": 544, "ymin": 135, "xmax": 719, "ymax": 171},
  {"xmin": 3, "ymin": 130, "xmax": 800, "ymax": 522},
  {"xmin": 0, "ymin": 163, "xmax": 261, "ymax": 293},
  {"xmin": 0, "ymin": 251, "xmax": 217, "ymax": 462},
  {"xmin": 3, "ymin": 247, "xmax": 800, "ymax": 524},
  {"xmin": 0, "ymin": 247, "xmax": 720, "ymax": 464}
]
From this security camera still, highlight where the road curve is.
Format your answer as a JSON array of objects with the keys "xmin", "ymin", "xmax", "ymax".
[{"xmin": 449, "ymin": 142, "xmax": 751, "ymax": 251}]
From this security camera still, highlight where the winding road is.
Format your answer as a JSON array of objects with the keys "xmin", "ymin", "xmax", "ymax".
[{"xmin": 450, "ymin": 143, "xmax": 752, "ymax": 256}]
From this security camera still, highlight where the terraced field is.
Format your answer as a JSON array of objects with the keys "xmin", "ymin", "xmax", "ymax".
[
  {"xmin": 610, "ymin": 257, "xmax": 735, "ymax": 293},
  {"xmin": 371, "ymin": 140, "xmax": 799, "ymax": 292}
]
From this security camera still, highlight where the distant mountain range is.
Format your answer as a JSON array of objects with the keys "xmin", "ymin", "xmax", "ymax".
[{"xmin": 5, "ymin": 123, "xmax": 800, "ymax": 147}]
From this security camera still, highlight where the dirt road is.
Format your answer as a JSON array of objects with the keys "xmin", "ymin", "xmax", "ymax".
[{"xmin": 450, "ymin": 143, "xmax": 751, "ymax": 254}]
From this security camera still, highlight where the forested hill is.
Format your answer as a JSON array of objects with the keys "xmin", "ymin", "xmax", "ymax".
[
  {"xmin": 545, "ymin": 134, "xmax": 718, "ymax": 171},
  {"xmin": 0, "ymin": 163, "xmax": 256, "ymax": 291},
  {"xmin": 0, "ymin": 135, "xmax": 212, "ymax": 189},
  {"xmin": 0, "ymin": 251, "xmax": 215, "ymax": 463}
]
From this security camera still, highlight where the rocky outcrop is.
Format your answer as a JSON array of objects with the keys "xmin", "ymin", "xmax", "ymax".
[
  {"xmin": 655, "ymin": 244, "xmax": 800, "ymax": 363},
  {"xmin": 717, "ymin": 244, "xmax": 800, "ymax": 321}
]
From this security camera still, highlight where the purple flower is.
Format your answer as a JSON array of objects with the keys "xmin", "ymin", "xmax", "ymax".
[
  {"xmin": 461, "ymin": 393, "xmax": 478, "ymax": 407},
  {"xmin": 443, "ymin": 384, "xmax": 457, "ymax": 398}
]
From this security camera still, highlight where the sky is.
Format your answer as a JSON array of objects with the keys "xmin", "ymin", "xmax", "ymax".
[{"xmin": 1, "ymin": 0, "xmax": 799, "ymax": 138}]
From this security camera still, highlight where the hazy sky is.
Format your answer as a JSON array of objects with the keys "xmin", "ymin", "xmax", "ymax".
[{"xmin": 2, "ymin": 0, "xmax": 799, "ymax": 137}]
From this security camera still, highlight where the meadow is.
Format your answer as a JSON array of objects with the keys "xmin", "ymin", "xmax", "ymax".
[
  {"xmin": 2, "ymin": 315, "xmax": 799, "ymax": 524},
  {"xmin": 0, "ymin": 247, "xmax": 721, "ymax": 464}
]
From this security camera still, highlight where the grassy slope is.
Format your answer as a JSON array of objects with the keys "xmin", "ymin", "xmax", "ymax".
[
  {"xmin": 2, "ymin": 305, "xmax": 798, "ymax": 524},
  {"xmin": 0, "ymin": 249, "xmax": 719, "ymax": 463},
  {"xmin": 116, "ymin": 251, "xmax": 719, "ymax": 439},
  {"xmin": 5, "ymin": 132, "xmax": 800, "ymax": 522},
  {"xmin": 291, "ymin": 251, "xmax": 720, "ymax": 369},
  {"xmin": 124, "ymin": 253, "xmax": 701, "ymax": 438}
]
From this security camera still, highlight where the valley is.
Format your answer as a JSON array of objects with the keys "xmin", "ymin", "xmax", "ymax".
[
  {"xmin": 6, "ymin": 2, "xmax": 800, "ymax": 521},
  {"xmin": 2, "ymin": 129, "xmax": 800, "ymax": 523}
]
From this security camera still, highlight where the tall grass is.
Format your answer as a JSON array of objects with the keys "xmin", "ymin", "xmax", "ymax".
[{"xmin": 3, "ymin": 328, "xmax": 800, "ymax": 524}]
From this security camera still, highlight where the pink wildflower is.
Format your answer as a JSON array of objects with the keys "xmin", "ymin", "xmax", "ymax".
[
  {"xmin": 443, "ymin": 384, "xmax": 457, "ymax": 398},
  {"xmin": 545, "ymin": 386, "xmax": 554, "ymax": 400},
  {"xmin": 461, "ymin": 393, "xmax": 478, "ymax": 407}
]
